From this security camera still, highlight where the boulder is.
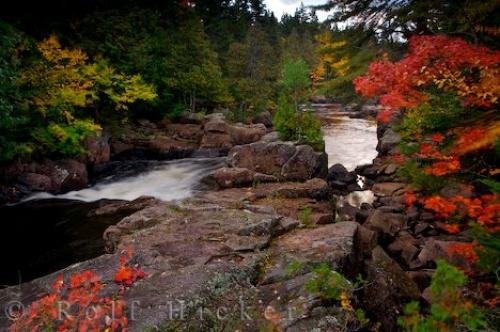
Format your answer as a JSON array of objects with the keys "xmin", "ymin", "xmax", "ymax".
[
  {"xmin": 364, "ymin": 208, "xmax": 406, "ymax": 238},
  {"xmin": 199, "ymin": 132, "xmax": 233, "ymax": 152},
  {"xmin": 228, "ymin": 142, "xmax": 327, "ymax": 181},
  {"xmin": 210, "ymin": 167, "xmax": 255, "ymax": 188},
  {"xmin": 415, "ymin": 238, "xmax": 476, "ymax": 270},
  {"xmin": 282, "ymin": 145, "xmax": 328, "ymax": 181},
  {"xmin": 259, "ymin": 131, "xmax": 280, "ymax": 143},
  {"xmin": 362, "ymin": 246, "xmax": 420, "ymax": 331},
  {"xmin": 372, "ymin": 182, "xmax": 405, "ymax": 197},
  {"xmin": 83, "ymin": 135, "xmax": 110, "ymax": 166},
  {"xmin": 274, "ymin": 178, "xmax": 331, "ymax": 200},
  {"xmin": 377, "ymin": 128, "xmax": 401, "ymax": 154},
  {"xmin": 387, "ymin": 232, "xmax": 420, "ymax": 267},
  {"xmin": 327, "ymin": 163, "xmax": 357, "ymax": 184},
  {"xmin": 56, "ymin": 160, "xmax": 88, "ymax": 192},
  {"xmin": 164, "ymin": 124, "xmax": 203, "ymax": 142},
  {"xmin": 229, "ymin": 124, "xmax": 267, "ymax": 145},
  {"xmin": 17, "ymin": 173, "xmax": 53, "ymax": 192},
  {"xmin": 252, "ymin": 110, "xmax": 273, "ymax": 128},
  {"xmin": 228, "ymin": 142, "xmax": 297, "ymax": 177},
  {"xmin": 261, "ymin": 222, "xmax": 361, "ymax": 284},
  {"xmin": 203, "ymin": 118, "xmax": 228, "ymax": 133}
]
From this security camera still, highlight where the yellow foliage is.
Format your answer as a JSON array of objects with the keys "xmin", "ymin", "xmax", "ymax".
[{"xmin": 313, "ymin": 32, "xmax": 349, "ymax": 82}]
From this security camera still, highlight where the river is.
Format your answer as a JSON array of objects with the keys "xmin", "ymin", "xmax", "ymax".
[{"xmin": 0, "ymin": 108, "xmax": 378, "ymax": 286}]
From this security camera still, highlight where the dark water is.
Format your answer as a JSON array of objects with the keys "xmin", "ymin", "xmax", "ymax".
[
  {"xmin": 0, "ymin": 199, "xmax": 128, "ymax": 286},
  {"xmin": 0, "ymin": 158, "xmax": 225, "ymax": 286}
]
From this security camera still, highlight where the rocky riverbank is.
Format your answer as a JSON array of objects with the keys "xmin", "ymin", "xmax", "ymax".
[
  {"xmin": 0, "ymin": 111, "xmax": 273, "ymax": 204},
  {"xmin": 0, "ymin": 105, "xmax": 482, "ymax": 331}
]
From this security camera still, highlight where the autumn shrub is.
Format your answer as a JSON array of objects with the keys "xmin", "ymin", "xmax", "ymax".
[
  {"xmin": 10, "ymin": 252, "xmax": 145, "ymax": 331},
  {"xmin": 397, "ymin": 160, "xmax": 446, "ymax": 194},
  {"xmin": 398, "ymin": 260, "xmax": 488, "ymax": 332},
  {"xmin": 32, "ymin": 120, "xmax": 101, "ymax": 157},
  {"xmin": 354, "ymin": 35, "xmax": 500, "ymax": 119}
]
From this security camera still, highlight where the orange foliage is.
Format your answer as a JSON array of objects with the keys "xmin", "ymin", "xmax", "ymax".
[
  {"xmin": 423, "ymin": 196, "xmax": 457, "ymax": 218},
  {"xmin": 114, "ymin": 250, "xmax": 146, "ymax": 287},
  {"xmin": 10, "ymin": 253, "xmax": 145, "ymax": 332},
  {"xmin": 447, "ymin": 242, "xmax": 480, "ymax": 265},
  {"xmin": 438, "ymin": 223, "xmax": 462, "ymax": 234},
  {"xmin": 424, "ymin": 158, "xmax": 461, "ymax": 176},
  {"xmin": 404, "ymin": 191, "xmax": 418, "ymax": 206},
  {"xmin": 354, "ymin": 35, "xmax": 500, "ymax": 111},
  {"xmin": 453, "ymin": 125, "xmax": 500, "ymax": 155},
  {"xmin": 429, "ymin": 133, "xmax": 445, "ymax": 144}
]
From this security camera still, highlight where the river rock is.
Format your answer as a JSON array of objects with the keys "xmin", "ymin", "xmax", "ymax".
[
  {"xmin": 274, "ymin": 178, "xmax": 331, "ymax": 200},
  {"xmin": 387, "ymin": 232, "xmax": 420, "ymax": 267},
  {"xmin": 377, "ymin": 127, "xmax": 401, "ymax": 154},
  {"xmin": 164, "ymin": 123, "xmax": 203, "ymax": 142},
  {"xmin": 415, "ymin": 238, "xmax": 475, "ymax": 270},
  {"xmin": 229, "ymin": 141, "xmax": 297, "ymax": 176},
  {"xmin": 83, "ymin": 135, "xmax": 110, "ymax": 166},
  {"xmin": 228, "ymin": 142, "xmax": 327, "ymax": 181},
  {"xmin": 282, "ymin": 145, "xmax": 328, "ymax": 181},
  {"xmin": 17, "ymin": 173, "xmax": 53, "ymax": 192},
  {"xmin": 261, "ymin": 222, "xmax": 360, "ymax": 284},
  {"xmin": 364, "ymin": 208, "xmax": 406, "ymax": 238},
  {"xmin": 56, "ymin": 160, "xmax": 88, "ymax": 192},
  {"xmin": 252, "ymin": 110, "xmax": 273, "ymax": 127},
  {"xmin": 211, "ymin": 167, "xmax": 254, "ymax": 188},
  {"xmin": 362, "ymin": 246, "xmax": 420, "ymax": 331},
  {"xmin": 372, "ymin": 182, "xmax": 405, "ymax": 197},
  {"xmin": 259, "ymin": 131, "xmax": 280, "ymax": 143},
  {"xmin": 230, "ymin": 123, "xmax": 267, "ymax": 145}
]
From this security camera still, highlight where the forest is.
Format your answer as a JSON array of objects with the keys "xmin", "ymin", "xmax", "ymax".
[{"xmin": 0, "ymin": 0, "xmax": 499, "ymax": 331}]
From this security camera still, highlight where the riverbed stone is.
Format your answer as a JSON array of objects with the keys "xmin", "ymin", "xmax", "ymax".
[
  {"xmin": 17, "ymin": 173, "xmax": 53, "ymax": 192},
  {"xmin": 362, "ymin": 246, "xmax": 420, "ymax": 331},
  {"xmin": 372, "ymin": 182, "xmax": 405, "ymax": 197},
  {"xmin": 274, "ymin": 178, "xmax": 330, "ymax": 200},
  {"xmin": 281, "ymin": 145, "xmax": 328, "ymax": 181},
  {"xmin": 228, "ymin": 141, "xmax": 297, "ymax": 177},
  {"xmin": 364, "ymin": 208, "xmax": 406, "ymax": 238},
  {"xmin": 228, "ymin": 141, "xmax": 327, "ymax": 181},
  {"xmin": 378, "ymin": 127, "xmax": 401, "ymax": 154}
]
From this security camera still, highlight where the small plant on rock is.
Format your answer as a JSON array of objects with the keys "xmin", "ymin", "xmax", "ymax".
[
  {"xmin": 305, "ymin": 263, "xmax": 352, "ymax": 301},
  {"xmin": 398, "ymin": 260, "xmax": 488, "ymax": 332}
]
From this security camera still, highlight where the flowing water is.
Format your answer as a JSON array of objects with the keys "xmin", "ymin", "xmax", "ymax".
[
  {"xmin": 22, "ymin": 158, "xmax": 225, "ymax": 203},
  {"xmin": 313, "ymin": 103, "xmax": 378, "ymax": 207},
  {"xmin": 0, "ymin": 158, "xmax": 224, "ymax": 286},
  {"xmin": 1, "ymin": 108, "xmax": 379, "ymax": 286},
  {"xmin": 313, "ymin": 103, "xmax": 378, "ymax": 170}
]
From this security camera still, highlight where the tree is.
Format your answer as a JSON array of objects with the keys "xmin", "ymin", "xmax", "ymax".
[
  {"xmin": 313, "ymin": 31, "xmax": 349, "ymax": 82},
  {"xmin": 316, "ymin": 0, "xmax": 500, "ymax": 45},
  {"xmin": 0, "ymin": 22, "xmax": 32, "ymax": 161},
  {"xmin": 226, "ymin": 24, "xmax": 280, "ymax": 117},
  {"xmin": 282, "ymin": 58, "xmax": 311, "ymax": 111},
  {"xmin": 1, "ymin": 32, "xmax": 156, "ymax": 161},
  {"xmin": 162, "ymin": 19, "xmax": 231, "ymax": 113}
]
